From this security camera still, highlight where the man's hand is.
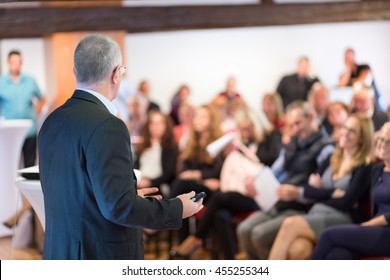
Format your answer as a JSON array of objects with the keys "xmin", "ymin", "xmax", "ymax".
[
  {"xmin": 177, "ymin": 191, "xmax": 204, "ymax": 219},
  {"xmin": 331, "ymin": 189, "xmax": 345, "ymax": 198},
  {"xmin": 308, "ymin": 173, "xmax": 322, "ymax": 188},
  {"xmin": 137, "ymin": 178, "xmax": 151, "ymax": 189},
  {"xmin": 277, "ymin": 184, "xmax": 300, "ymax": 201},
  {"xmin": 137, "ymin": 187, "xmax": 162, "ymax": 200}
]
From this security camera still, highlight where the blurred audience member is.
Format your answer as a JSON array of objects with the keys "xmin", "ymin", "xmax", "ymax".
[
  {"xmin": 125, "ymin": 95, "xmax": 147, "ymax": 145},
  {"xmin": 137, "ymin": 80, "xmax": 160, "ymax": 112},
  {"xmin": 174, "ymin": 102, "xmax": 195, "ymax": 152},
  {"xmin": 338, "ymin": 48, "xmax": 386, "ymax": 111},
  {"xmin": 218, "ymin": 76, "xmax": 242, "ymax": 102},
  {"xmin": 215, "ymin": 76, "xmax": 246, "ymax": 119},
  {"xmin": 269, "ymin": 113, "xmax": 373, "ymax": 260},
  {"xmin": 1, "ymin": 50, "xmax": 46, "ymax": 231},
  {"xmin": 351, "ymin": 83, "xmax": 388, "ymax": 131},
  {"xmin": 262, "ymin": 92, "xmax": 285, "ymax": 131},
  {"xmin": 322, "ymin": 101, "xmax": 350, "ymax": 142},
  {"xmin": 170, "ymin": 104, "xmax": 224, "ymax": 241},
  {"xmin": 169, "ymin": 84, "xmax": 190, "ymax": 125},
  {"xmin": 113, "ymin": 76, "xmax": 136, "ymax": 120},
  {"xmin": 135, "ymin": 111, "xmax": 178, "ymax": 197},
  {"xmin": 308, "ymin": 83, "xmax": 330, "ymax": 126},
  {"xmin": 210, "ymin": 95, "xmax": 246, "ymax": 133},
  {"xmin": 312, "ymin": 122, "xmax": 390, "ymax": 260},
  {"xmin": 387, "ymin": 104, "xmax": 390, "ymax": 120},
  {"xmin": 0, "ymin": 50, "xmax": 45, "ymax": 167},
  {"xmin": 237, "ymin": 101, "xmax": 334, "ymax": 260},
  {"xmin": 276, "ymin": 56, "xmax": 319, "ymax": 109},
  {"xmin": 170, "ymin": 107, "xmax": 282, "ymax": 259}
]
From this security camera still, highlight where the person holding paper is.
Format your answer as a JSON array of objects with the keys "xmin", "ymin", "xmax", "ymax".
[
  {"xmin": 237, "ymin": 101, "xmax": 334, "ymax": 260},
  {"xmin": 269, "ymin": 113, "xmax": 373, "ymax": 259},
  {"xmin": 170, "ymin": 108, "xmax": 281, "ymax": 259},
  {"xmin": 38, "ymin": 34, "xmax": 203, "ymax": 260}
]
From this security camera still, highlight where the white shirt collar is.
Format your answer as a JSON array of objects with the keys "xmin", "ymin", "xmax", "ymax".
[{"xmin": 77, "ymin": 88, "xmax": 118, "ymax": 116}]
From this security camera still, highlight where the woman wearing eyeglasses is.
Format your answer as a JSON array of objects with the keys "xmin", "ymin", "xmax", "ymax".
[
  {"xmin": 268, "ymin": 113, "xmax": 374, "ymax": 260},
  {"xmin": 312, "ymin": 121, "xmax": 390, "ymax": 259}
]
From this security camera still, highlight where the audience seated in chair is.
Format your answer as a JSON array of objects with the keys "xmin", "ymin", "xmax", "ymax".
[
  {"xmin": 169, "ymin": 104, "xmax": 224, "ymax": 243},
  {"xmin": 312, "ymin": 122, "xmax": 390, "ymax": 259},
  {"xmin": 236, "ymin": 101, "xmax": 334, "ymax": 260},
  {"xmin": 170, "ymin": 107, "xmax": 282, "ymax": 259},
  {"xmin": 268, "ymin": 113, "xmax": 374, "ymax": 259},
  {"xmin": 321, "ymin": 101, "xmax": 350, "ymax": 142},
  {"xmin": 135, "ymin": 110, "xmax": 178, "ymax": 197},
  {"xmin": 350, "ymin": 83, "xmax": 388, "ymax": 132}
]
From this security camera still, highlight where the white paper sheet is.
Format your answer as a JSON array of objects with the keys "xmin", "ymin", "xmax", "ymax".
[{"xmin": 254, "ymin": 166, "xmax": 280, "ymax": 212}]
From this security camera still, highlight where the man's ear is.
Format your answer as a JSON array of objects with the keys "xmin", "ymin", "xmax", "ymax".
[{"xmin": 112, "ymin": 67, "xmax": 120, "ymax": 85}]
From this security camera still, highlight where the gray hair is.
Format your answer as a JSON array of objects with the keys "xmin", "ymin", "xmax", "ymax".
[
  {"xmin": 285, "ymin": 100, "xmax": 314, "ymax": 117},
  {"xmin": 234, "ymin": 107, "xmax": 272, "ymax": 143},
  {"xmin": 352, "ymin": 82, "xmax": 374, "ymax": 98},
  {"xmin": 74, "ymin": 34, "xmax": 122, "ymax": 85}
]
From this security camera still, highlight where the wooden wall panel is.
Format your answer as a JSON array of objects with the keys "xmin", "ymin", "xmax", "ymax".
[
  {"xmin": 44, "ymin": 31, "xmax": 126, "ymax": 109},
  {"xmin": 1, "ymin": 2, "xmax": 390, "ymax": 38}
]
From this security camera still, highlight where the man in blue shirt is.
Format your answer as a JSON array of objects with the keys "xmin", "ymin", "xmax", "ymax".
[{"xmin": 0, "ymin": 50, "xmax": 44, "ymax": 167}]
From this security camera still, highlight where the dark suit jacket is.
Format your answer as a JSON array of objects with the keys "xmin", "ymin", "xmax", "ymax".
[
  {"xmin": 276, "ymin": 73, "xmax": 319, "ymax": 109},
  {"xmin": 372, "ymin": 106, "xmax": 388, "ymax": 131},
  {"xmin": 38, "ymin": 90, "xmax": 183, "ymax": 260}
]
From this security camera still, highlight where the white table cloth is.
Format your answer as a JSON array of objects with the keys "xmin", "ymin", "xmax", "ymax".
[
  {"xmin": 0, "ymin": 119, "xmax": 32, "ymax": 237},
  {"xmin": 15, "ymin": 178, "xmax": 45, "ymax": 230},
  {"xmin": 12, "ymin": 169, "xmax": 142, "ymax": 234}
]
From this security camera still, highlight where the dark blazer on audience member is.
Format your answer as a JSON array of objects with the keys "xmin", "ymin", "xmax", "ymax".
[
  {"xmin": 303, "ymin": 157, "xmax": 372, "ymax": 223},
  {"xmin": 371, "ymin": 106, "xmax": 389, "ymax": 131},
  {"xmin": 38, "ymin": 90, "xmax": 183, "ymax": 260},
  {"xmin": 256, "ymin": 130, "xmax": 282, "ymax": 167}
]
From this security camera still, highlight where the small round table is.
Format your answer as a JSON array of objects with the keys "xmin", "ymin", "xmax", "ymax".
[{"xmin": 0, "ymin": 119, "xmax": 32, "ymax": 237}]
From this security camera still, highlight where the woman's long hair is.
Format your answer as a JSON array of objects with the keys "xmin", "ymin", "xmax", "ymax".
[
  {"xmin": 330, "ymin": 113, "xmax": 373, "ymax": 175},
  {"xmin": 181, "ymin": 104, "xmax": 223, "ymax": 164},
  {"xmin": 138, "ymin": 111, "xmax": 177, "ymax": 156}
]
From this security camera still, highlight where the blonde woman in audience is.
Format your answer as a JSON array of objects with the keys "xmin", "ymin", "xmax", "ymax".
[
  {"xmin": 312, "ymin": 122, "xmax": 390, "ymax": 259},
  {"xmin": 268, "ymin": 113, "xmax": 373, "ymax": 260},
  {"xmin": 170, "ymin": 104, "xmax": 224, "ymax": 241},
  {"xmin": 170, "ymin": 108, "xmax": 282, "ymax": 259},
  {"xmin": 169, "ymin": 84, "xmax": 191, "ymax": 125},
  {"xmin": 262, "ymin": 92, "xmax": 290, "ymax": 145},
  {"xmin": 135, "ymin": 111, "xmax": 179, "ymax": 197},
  {"xmin": 262, "ymin": 92, "xmax": 285, "ymax": 131}
]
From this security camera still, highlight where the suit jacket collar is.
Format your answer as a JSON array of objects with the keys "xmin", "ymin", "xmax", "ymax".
[{"xmin": 71, "ymin": 89, "xmax": 109, "ymax": 113}]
